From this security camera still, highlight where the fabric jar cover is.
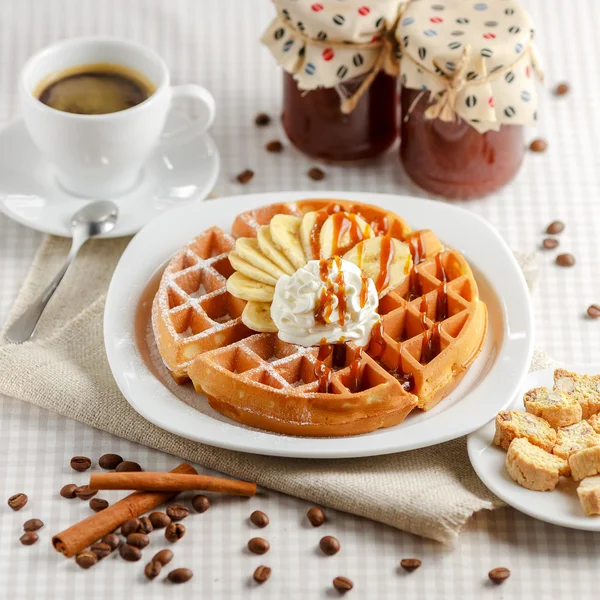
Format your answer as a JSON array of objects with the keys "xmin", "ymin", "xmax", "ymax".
[
  {"xmin": 261, "ymin": 0, "xmax": 402, "ymax": 109},
  {"xmin": 396, "ymin": 0, "xmax": 542, "ymax": 133}
]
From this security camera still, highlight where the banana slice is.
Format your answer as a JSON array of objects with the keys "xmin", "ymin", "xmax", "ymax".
[
  {"xmin": 320, "ymin": 212, "xmax": 374, "ymax": 259},
  {"xmin": 226, "ymin": 272, "xmax": 275, "ymax": 302},
  {"xmin": 235, "ymin": 238, "xmax": 287, "ymax": 279},
  {"xmin": 299, "ymin": 211, "xmax": 327, "ymax": 260},
  {"xmin": 269, "ymin": 214, "xmax": 306, "ymax": 269},
  {"xmin": 344, "ymin": 237, "xmax": 413, "ymax": 298},
  {"xmin": 242, "ymin": 301, "xmax": 278, "ymax": 333},
  {"xmin": 257, "ymin": 226, "xmax": 295, "ymax": 275},
  {"xmin": 228, "ymin": 252, "xmax": 279, "ymax": 286}
]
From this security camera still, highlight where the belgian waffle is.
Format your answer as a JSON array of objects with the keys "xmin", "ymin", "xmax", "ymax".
[{"xmin": 152, "ymin": 226, "xmax": 250, "ymax": 383}]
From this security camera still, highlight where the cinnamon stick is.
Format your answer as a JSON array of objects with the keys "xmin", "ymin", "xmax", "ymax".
[
  {"xmin": 52, "ymin": 462, "xmax": 197, "ymax": 558},
  {"xmin": 89, "ymin": 472, "xmax": 256, "ymax": 497}
]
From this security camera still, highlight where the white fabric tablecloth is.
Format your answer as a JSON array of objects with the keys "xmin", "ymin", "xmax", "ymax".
[{"xmin": 1, "ymin": 1, "xmax": 599, "ymax": 598}]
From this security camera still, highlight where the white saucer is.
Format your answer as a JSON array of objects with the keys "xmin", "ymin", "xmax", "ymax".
[
  {"xmin": 468, "ymin": 364, "xmax": 600, "ymax": 532},
  {"xmin": 0, "ymin": 115, "xmax": 220, "ymax": 238},
  {"xmin": 104, "ymin": 191, "xmax": 534, "ymax": 459}
]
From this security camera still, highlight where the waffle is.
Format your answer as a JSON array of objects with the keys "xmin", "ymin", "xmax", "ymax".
[
  {"xmin": 152, "ymin": 226, "xmax": 250, "ymax": 383},
  {"xmin": 154, "ymin": 199, "xmax": 487, "ymax": 437}
]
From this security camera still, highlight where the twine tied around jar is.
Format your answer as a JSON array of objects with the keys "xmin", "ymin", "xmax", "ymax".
[
  {"xmin": 278, "ymin": 10, "xmax": 403, "ymax": 115},
  {"xmin": 400, "ymin": 37, "xmax": 543, "ymax": 124}
]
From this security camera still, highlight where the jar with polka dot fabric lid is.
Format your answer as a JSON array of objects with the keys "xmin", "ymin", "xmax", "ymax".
[
  {"xmin": 261, "ymin": 0, "xmax": 403, "ymax": 162},
  {"xmin": 396, "ymin": 0, "xmax": 542, "ymax": 199}
]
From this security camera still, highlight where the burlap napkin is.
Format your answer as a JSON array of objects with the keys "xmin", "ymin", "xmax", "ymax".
[{"xmin": 0, "ymin": 236, "xmax": 545, "ymax": 544}]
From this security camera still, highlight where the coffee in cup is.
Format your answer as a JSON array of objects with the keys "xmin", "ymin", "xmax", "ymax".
[{"xmin": 36, "ymin": 63, "xmax": 155, "ymax": 115}]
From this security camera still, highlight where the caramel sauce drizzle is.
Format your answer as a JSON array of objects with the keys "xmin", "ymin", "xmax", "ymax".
[
  {"xmin": 370, "ymin": 215, "xmax": 389, "ymax": 236},
  {"xmin": 375, "ymin": 236, "xmax": 395, "ymax": 294},
  {"xmin": 368, "ymin": 320, "xmax": 386, "ymax": 360},
  {"xmin": 421, "ymin": 322, "xmax": 442, "ymax": 365},
  {"xmin": 348, "ymin": 346, "xmax": 363, "ymax": 392},
  {"xmin": 393, "ymin": 351, "xmax": 416, "ymax": 393},
  {"xmin": 435, "ymin": 253, "xmax": 449, "ymax": 322},
  {"xmin": 408, "ymin": 232, "xmax": 426, "ymax": 265},
  {"xmin": 359, "ymin": 275, "xmax": 370, "ymax": 308},
  {"xmin": 315, "ymin": 256, "xmax": 347, "ymax": 327},
  {"xmin": 315, "ymin": 361, "xmax": 332, "ymax": 394},
  {"xmin": 408, "ymin": 266, "xmax": 422, "ymax": 302},
  {"xmin": 317, "ymin": 342, "xmax": 333, "ymax": 362},
  {"xmin": 331, "ymin": 212, "xmax": 371, "ymax": 256},
  {"xmin": 419, "ymin": 295, "xmax": 428, "ymax": 330}
]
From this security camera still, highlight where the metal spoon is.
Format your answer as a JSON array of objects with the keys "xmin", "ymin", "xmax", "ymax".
[{"xmin": 5, "ymin": 200, "xmax": 119, "ymax": 343}]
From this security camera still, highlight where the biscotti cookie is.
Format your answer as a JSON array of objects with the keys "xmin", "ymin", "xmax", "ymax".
[
  {"xmin": 552, "ymin": 420, "xmax": 600, "ymax": 461},
  {"xmin": 577, "ymin": 476, "xmax": 600, "ymax": 516},
  {"xmin": 554, "ymin": 369, "xmax": 600, "ymax": 419},
  {"xmin": 523, "ymin": 387, "xmax": 582, "ymax": 428},
  {"xmin": 493, "ymin": 410, "xmax": 556, "ymax": 452},
  {"xmin": 588, "ymin": 413, "xmax": 600, "ymax": 434},
  {"xmin": 506, "ymin": 438, "xmax": 568, "ymax": 492},
  {"xmin": 569, "ymin": 446, "xmax": 600, "ymax": 481}
]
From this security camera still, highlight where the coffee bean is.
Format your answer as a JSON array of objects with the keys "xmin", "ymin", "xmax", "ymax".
[
  {"xmin": 248, "ymin": 537, "xmax": 270, "ymax": 555},
  {"xmin": 488, "ymin": 567, "xmax": 510, "ymax": 584},
  {"xmin": 138, "ymin": 516, "xmax": 153, "ymax": 534},
  {"xmin": 70, "ymin": 456, "xmax": 91, "ymax": 472},
  {"xmin": 166, "ymin": 504, "xmax": 189, "ymax": 521},
  {"xmin": 89, "ymin": 498, "xmax": 109, "ymax": 512},
  {"xmin": 149, "ymin": 512, "xmax": 171, "ymax": 529},
  {"xmin": 98, "ymin": 453, "xmax": 123, "ymax": 470},
  {"xmin": 8, "ymin": 493, "xmax": 27, "ymax": 511},
  {"xmin": 75, "ymin": 485, "xmax": 97, "ymax": 500},
  {"xmin": 76, "ymin": 550, "xmax": 98, "ymax": 569},
  {"xmin": 236, "ymin": 169, "xmax": 254, "ymax": 185},
  {"xmin": 542, "ymin": 237, "xmax": 559, "ymax": 250},
  {"xmin": 555, "ymin": 82, "xmax": 569, "ymax": 96},
  {"xmin": 191, "ymin": 495, "xmax": 211, "ymax": 513},
  {"xmin": 400, "ymin": 558, "xmax": 422, "ymax": 572},
  {"xmin": 60, "ymin": 484, "xmax": 78, "ymax": 499},
  {"xmin": 333, "ymin": 576, "xmax": 353, "ymax": 592},
  {"xmin": 121, "ymin": 518, "xmax": 141, "ymax": 536},
  {"xmin": 308, "ymin": 167, "xmax": 326, "ymax": 181},
  {"xmin": 101, "ymin": 533, "xmax": 121, "ymax": 550},
  {"xmin": 167, "ymin": 568, "xmax": 193, "ymax": 584},
  {"xmin": 319, "ymin": 536, "xmax": 340, "ymax": 556},
  {"xmin": 119, "ymin": 544, "xmax": 142, "ymax": 562},
  {"xmin": 165, "ymin": 523, "xmax": 186, "ymax": 543},
  {"xmin": 255, "ymin": 113, "xmax": 271, "ymax": 127},
  {"xmin": 90, "ymin": 542, "xmax": 112, "ymax": 559},
  {"xmin": 115, "ymin": 460, "xmax": 142, "ymax": 472},
  {"xmin": 250, "ymin": 510, "xmax": 269, "ymax": 528},
  {"xmin": 152, "ymin": 548, "xmax": 174, "ymax": 566},
  {"xmin": 145, "ymin": 560, "xmax": 162, "ymax": 580},
  {"xmin": 19, "ymin": 532, "xmax": 38, "ymax": 545},
  {"xmin": 556, "ymin": 253, "xmax": 576, "ymax": 267},
  {"xmin": 265, "ymin": 140, "xmax": 283, "ymax": 153},
  {"xmin": 529, "ymin": 138, "xmax": 547, "ymax": 153},
  {"xmin": 307, "ymin": 507, "xmax": 326, "ymax": 527},
  {"xmin": 253, "ymin": 565, "xmax": 271, "ymax": 583},
  {"xmin": 546, "ymin": 220, "xmax": 565, "ymax": 235},
  {"xmin": 127, "ymin": 532, "xmax": 150, "ymax": 549},
  {"xmin": 23, "ymin": 519, "xmax": 43, "ymax": 532},
  {"xmin": 588, "ymin": 304, "xmax": 600, "ymax": 319}
]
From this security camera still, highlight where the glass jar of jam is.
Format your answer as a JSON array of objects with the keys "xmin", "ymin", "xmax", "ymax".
[
  {"xmin": 400, "ymin": 88, "xmax": 525, "ymax": 199},
  {"xmin": 282, "ymin": 71, "xmax": 398, "ymax": 163},
  {"xmin": 396, "ymin": 0, "xmax": 541, "ymax": 199},
  {"xmin": 262, "ymin": 0, "xmax": 401, "ymax": 163}
]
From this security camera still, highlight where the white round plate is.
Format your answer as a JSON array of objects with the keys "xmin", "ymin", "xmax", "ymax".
[
  {"xmin": 104, "ymin": 191, "xmax": 534, "ymax": 458},
  {"xmin": 468, "ymin": 364, "xmax": 600, "ymax": 532},
  {"xmin": 0, "ymin": 116, "xmax": 219, "ymax": 237}
]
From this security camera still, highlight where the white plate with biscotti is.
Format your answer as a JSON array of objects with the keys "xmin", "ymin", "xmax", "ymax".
[
  {"xmin": 468, "ymin": 364, "xmax": 600, "ymax": 532},
  {"xmin": 104, "ymin": 191, "xmax": 534, "ymax": 458}
]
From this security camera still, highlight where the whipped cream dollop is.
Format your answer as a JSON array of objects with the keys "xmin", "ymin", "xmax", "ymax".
[{"xmin": 270, "ymin": 258, "xmax": 380, "ymax": 347}]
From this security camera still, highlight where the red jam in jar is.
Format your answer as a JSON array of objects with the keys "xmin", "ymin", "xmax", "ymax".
[
  {"xmin": 282, "ymin": 71, "xmax": 398, "ymax": 163},
  {"xmin": 400, "ymin": 88, "xmax": 525, "ymax": 199}
]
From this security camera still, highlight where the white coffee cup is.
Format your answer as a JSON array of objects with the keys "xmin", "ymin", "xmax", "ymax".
[{"xmin": 19, "ymin": 37, "xmax": 216, "ymax": 198}]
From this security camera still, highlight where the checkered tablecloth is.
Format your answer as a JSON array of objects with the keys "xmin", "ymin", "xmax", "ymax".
[{"xmin": 1, "ymin": 1, "xmax": 599, "ymax": 598}]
